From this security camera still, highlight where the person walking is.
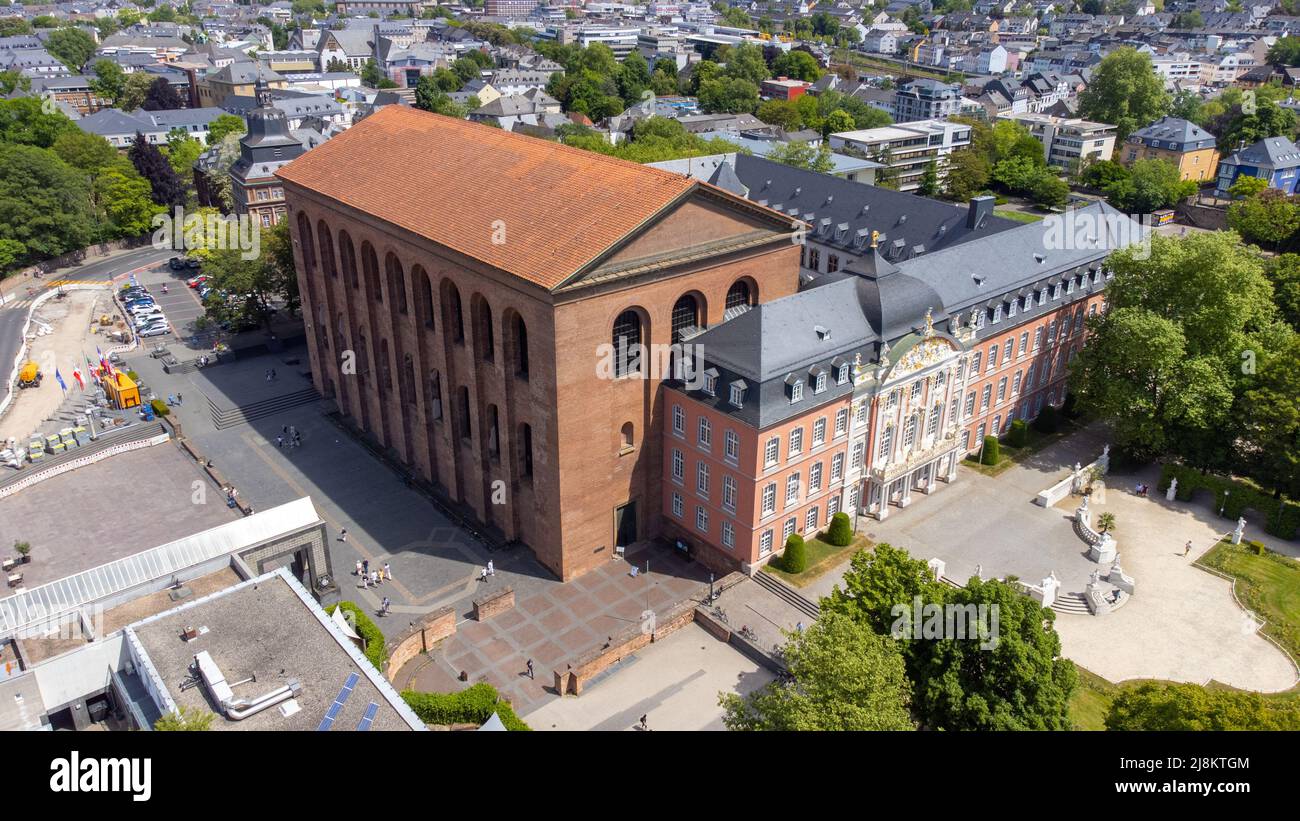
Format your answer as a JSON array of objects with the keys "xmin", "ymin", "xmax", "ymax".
[
  {"xmin": 361, "ymin": 558, "xmax": 368, "ymax": 576},
  {"xmin": 1184, "ymin": 540, "xmax": 1193, "ymax": 557},
  {"xmin": 293, "ymin": 431, "xmax": 301, "ymax": 447},
  {"xmin": 487, "ymin": 559, "xmax": 495, "ymax": 577},
  {"xmin": 639, "ymin": 714, "xmax": 648, "ymax": 731},
  {"xmin": 176, "ymin": 393, "xmax": 182, "ymax": 405},
  {"xmin": 381, "ymin": 597, "xmax": 390, "ymax": 616},
  {"xmin": 526, "ymin": 659, "xmax": 534, "ymax": 680},
  {"xmin": 370, "ymin": 570, "xmax": 380, "ymax": 586},
  {"xmin": 383, "ymin": 562, "xmax": 391, "ymax": 581},
  {"xmin": 340, "ymin": 528, "xmax": 349, "ymax": 543},
  {"xmin": 354, "ymin": 560, "xmax": 362, "ymax": 577},
  {"xmin": 480, "ymin": 566, "xmax": 488, "ymax": 583},
  {"xmin": 275, "ymin": 435, "xmax": 283, "ymax": 449}
]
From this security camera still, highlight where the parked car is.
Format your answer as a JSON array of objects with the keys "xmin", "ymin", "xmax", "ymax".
[
  {"xmin": 185, "ymin": 258, "xmax": 201, "ymax": 270},
  {"xmin": 168, "ymin": 257, "xmax": 185, "ymax": 270},
  {"xmin": 128, "ymin": 302, "xmax": 159, "ymax": 314},
  {"xmin": 138, "ymin": 323, "xmax": 171, "ymax": 338},
  {"xmin": 121, "ymin": 290, "xmax": 150, "ymax": 302},
  {"xmin": 187, "ymin": 275, "xmax": 209, "ymax": 288},
  {"xmin": 120, "ymin": 283, "xmax": 148, "ymax": 294},
  {"xmin": 133, "ymin": 312, "xmax": 165, "ymax": 327}
]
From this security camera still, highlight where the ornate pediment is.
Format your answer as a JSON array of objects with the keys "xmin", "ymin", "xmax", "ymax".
[{"xmin": 888, "ymin": 335, "xmax": 960, "ymax": 379}]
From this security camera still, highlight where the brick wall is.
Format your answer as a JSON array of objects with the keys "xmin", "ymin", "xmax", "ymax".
[
  {"xmin": 472, "ymin": 587, "xmax": 514, "ymax": 621},
  {"xmin": 385, "ymin": 606, "xmax": 456, "ymax": 681}
]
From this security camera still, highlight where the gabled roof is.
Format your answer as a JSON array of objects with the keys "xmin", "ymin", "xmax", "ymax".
[
  {"xmin": 1129, "ymin": 116, "xmax": 1215, "ymax": 150},
  {"xmin": 1225, "ymin": 135, "xmax": 1300, "ymax": 170},
  {"xmin": 276, "ymin": 106, "xmax": 791, "ymax": 291}
]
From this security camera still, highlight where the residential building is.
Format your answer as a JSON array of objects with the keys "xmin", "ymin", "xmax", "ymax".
[
  {"xmin": 761, "ymin": 76, "xmax": 813, "ymax": 101},
  {"xmin": 76, "ymin": 106, "xmax": 229, "ymax": 147},
  {"xmin": 997, "ymin": 112, "xmax": 1116, "ymax": 169},
  {"xmin": 1123, "ymin": 116, "xmax": 1220, "ymax": 182},
  {"xmin": 892, "ymin": 78, "xmax": 964, "ymax": 123},
  {"xmin": 1216, "ymin": 135, "xmax": 1300, "ymax": 196},
  {"xmin": 197, "ymin": 62, "xmax": 288, "ymax": 107},
  {"xmin": 828, "ymin": 119, "xmax": 973, "ymax": 192}
]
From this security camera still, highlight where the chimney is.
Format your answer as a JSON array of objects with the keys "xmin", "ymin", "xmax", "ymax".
[{"xmin": 967, "ymin": 195, "xmax": 996, "ymax": 230}]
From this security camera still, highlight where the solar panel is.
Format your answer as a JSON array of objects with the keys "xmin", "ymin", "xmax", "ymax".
[
  {"xmin": 356, "ymin": 702, "xmax": 380, "ymax": 732},
  {"xmin": 316, "ymin": 672, "xmax": 360, "ymax": 731}
]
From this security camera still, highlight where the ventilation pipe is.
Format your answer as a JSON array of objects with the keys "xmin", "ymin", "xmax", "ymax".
[{"xmin": 194, "ymin": 651, "xmax": 302, "ymax": 721}]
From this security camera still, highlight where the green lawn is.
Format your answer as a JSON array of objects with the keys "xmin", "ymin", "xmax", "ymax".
[
  {"xmin": 1197, "ymin": 540, "xmax": 1300, "ymax": 665},
  {"xmin": 762, "ymin": 533, "xmax": 870, "ymax": 588},
  {"xmin": 1070, "ymin": 667, "xmax": 1118, "ymax": 730},
  {"xmin": 963, "ymin": 421, "xmax": 1079, "ymax": 477},
  {"xmin": 994, "ymin": 208, "xmax": 1044, "ymax": 224}
]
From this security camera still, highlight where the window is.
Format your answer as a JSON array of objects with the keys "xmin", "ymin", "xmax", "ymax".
[
  {"xmin": 835, "ymin": 409, "xmax": 848, "ymax": 436},
  {"xmin": 813, "ymin": 417, "xmax": 826, "ymax": 446},
  {"xmin": 879, "ymin": 424, "xmax": 894, "ymax": 460},
  {"xmin": 887, "ymin": 389, "xmax": 900, "ymax": 409},
  {"xmin": 981, "ymin": 385, "xmax": 992, "ymax": 410},
  {"xmin": 988, "ymin": 344, "xmax": 999, "ymax": 369},
  {"xmin": 836, "ymin": 364, "xmax": 849, "ymax": 384},
  {"xmin": 1003, "ymin": 339, "xmax": 1013, "ymax": 363},
  {"xmin": 927, "ymin": 403, "xmax": 941, "ymax": 438},
  {"xmin": 976, "ymin": 423, "xmax": 986, "ymax": 442},
  {"xmin": 1012, "ymin": 371, "xmax": 1022, "ymax": 395},
  {"xmin": 672, "ymin": 448, "xmax": 684, "ymax": 483},
  {"xmin": 848, "ymin": 485, "xmax": 859, "ymax": 508},
  {"xmin": 785, "ymin": 472, "xmax": 800, "ymax": 505},
  {"xmin": 993, "ymin": 414, "xmax": 1002, "ymax": 434},
  {"xmin": 672, "ymin": 492, "xmax": 683, "ymax": 518},
  {"xmin": 698, "ymin": 417, "xmax": 712, "ymax": 449},
  {"xmin": 672, "ymin": 404, "xmax": 684, "ymax": 436},
  {"xmin": 1019, "ymin": 332, "xmax": 1028, "ymax": 355},
  {"xmin": 962, "ymin": 429, "xmax": 970, "ymax": 450},
  {"xmin": 992, "ymin": 303, "xmax": 1002, "ymax": 323},
  {"xmin": 964, "ymin": 390, "xmax": 975, "ymax": 417},
  {"xmin": 855, "ymin": 402, "xmax": 869, "ymax": 425},
  {"xmin": 805, "ymin": 506, "xmax": 819, "ymax": 532},
  {"xmin": 729, "ymin": 383, "xmax": 744, "ymax": 408},
  {"xmin": 1026, "ymin": 364, "xmax": 1036, "ymax": 387},
  {"xmin": 760, "ymin": 530, "xmax": 774, "ymax": 557},
  {"xmin": 783, "ymin": 517, "xmax": 797, "ymax": 540},
  {"xmin": 789, "ymin": 427, "xmax": 803, "ymax": 456},
  {"xmin": 910, "ymin": 381, "xmax": 923, "ymax": 401},
  {"xmin": 809, "ymin": 461, "xmax": 823, "ymax": 491},
  {"xmin": 696, "ymin": 506, "xmax": 708, "ymax": 533},
  {"xmin": 814, "ymin": 371, "xmax": 826, "ymax": 393},
  {"xmin": 828, "ymin": 254, "xmax": 839, "ymax": 273},
  {"xmin": 723, "ymin": 475, "xmax": 737, "ymax": 512},
  {"xmin": 971, "ymin": 351, "xmax": 982, "ymax": 374},
  {"xmin": 791, "ymin": 381, "xmax": 803, "ymax": 402},
  {"xmin": 721, "ymin": 521, "xmax": 735, "ymax": 549},
  {"xmin": 725, "ymin": 430, "xmax": 739, "ymax": 462},
  {"xmin": 828, "ymin": 495, "xmax": 840, "ymax": 518},
  {"xmin": 851, "ymin": 441, "xmax": 865, "ymax": 468},
  {"xmin": 997, "ymin": 377, "xmax": 1008, "ymax": 402},
  {"xmin": 1033, "ymin": 327, "xmax": 1043, "ymax": 350},
  {"xmin": 1047, "ymin": 319, "xmax": 1057, "ymax": 345},
  {"xmin": 612, "ymin": 310, "xmax": 642, "ymax": 377},
  {"xmin": 726, "ymin": 279, "xmax": 752, "ymax": 310},
  {"xmin": 696, "ymin": 462, "xmax": 709, "ymax": 497},
  {"xmin": 671, "ymin": 294, "xmax": 700, "ymax": 343},
  {"xmin": 902, "ymin": 416, "xmax": 917, "ymax": 449},
  {"xmin": 762, "ymin": 483, "xmax": 776, "ymax": 515},
  {"xmin": 1053, "ymin": 283, "xmax": 1062, "ymax": 300},
  {"xmin": 703, "ymin": 372, "xmax": 717, "ymax": 395},
  {"xmin": 808, "ymin": 248, "xmax": 820, "ymax": 270},
  {"xmin": 765, "ymin": 437, "xmax": 780, "ymax": 467}
]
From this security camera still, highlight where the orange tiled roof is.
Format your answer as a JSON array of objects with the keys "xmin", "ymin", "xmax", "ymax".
[{"xmin": 276, "ymin": 106, "xmax": 700, "ymax": 291}]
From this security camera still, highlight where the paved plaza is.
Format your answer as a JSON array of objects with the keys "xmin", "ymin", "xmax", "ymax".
[
  {"xmin": 0, "ymin": 445, "xmax": 240, "ymax": 587},
  {"xmin": 522, "ymin": 623, "xmax": 774, "ymax": 731},
  {"xmin": 798, "ymin": 425, "xmax": 1298, "ymax": 693}
]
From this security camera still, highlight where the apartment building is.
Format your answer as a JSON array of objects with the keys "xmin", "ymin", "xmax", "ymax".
[
  {"xmin": 829, "ymin": 120, "xmax": 973, "ymax": 192},
  {"xmin": 997, "ymin": 112, "xmax": 1116, "ymax": 169}
]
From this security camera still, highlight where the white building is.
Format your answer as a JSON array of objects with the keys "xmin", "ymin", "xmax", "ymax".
[{"xmin": 829, "ymin": 120, "xmax": 973, "ymax": 192}]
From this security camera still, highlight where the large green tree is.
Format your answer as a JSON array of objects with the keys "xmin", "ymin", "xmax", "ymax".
[
  {"xmin": 0, "ymin": 96, "xmax": 79, "ymax": 148},
  {"xmin": 0, "ymin": 143, "xmax": 94, "ymax": 265},
  {"xmin": 1104, "ymin": 158, "xmax": 1197, "ymax": 213},
  {"xmin": 1228, "ymin": 189, "xmax": 1300, "ymax": 249},
  {"xmin": 1238, "ymin": 332, "xmax": 1300, "ymax": 498},
  {"xmin": 1107, "ymin": 682, "xmax": 1300, "ymax": 730},
  {"xmin": 45, "ymin": 27, "xmax": 97, "ymax": 71},
  {"xmin": 1070, "ymin": 232, "xmax": 1281, "ymax": 465},
  {"xmin": 1078, "ymin": 47, "xmax": 1171, "ymax": 140},
  {"xmin": 719, "ymin": 612, "xmax": 914, "ymax": 731},
  {"xmin": 206, "ymin": 113, "xmax": 246, "ymax": 146}
]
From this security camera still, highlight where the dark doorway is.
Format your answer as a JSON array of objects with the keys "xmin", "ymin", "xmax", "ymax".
[{"xmin": 614, "ymin": 501, "xmax": 637, "ymax": 550}]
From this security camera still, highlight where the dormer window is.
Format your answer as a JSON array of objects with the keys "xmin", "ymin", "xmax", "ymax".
[
  {"xmin": 1039, "ymin": 286, "xmax": 1049, "ymax": 303},
  {"xmin": 729, "ymin": 380, "xmax": 746, "ymax": 409},
  {"xmin": 786, "ymin": 374, "xmax": 803, "ymax": 403},
  {"xmin": 1008, "ymin": 300, "xmax": 1017, "ymax": 318},
  {"xmin": 1053, "ymin": 283, "xmax": 1062, "ymax": 300},
  {"xmin": 1066, "ymin": 277, "xmax": 1075, "ymax": 294},
  {"xmin": 811, "ymin": 366, "xmax": 827, "ymax": 394},
  {"xmin": 702, "ymin": 367, "xmax": 719, "ymax": 396},
  {"xmin": 992, "ymin": 304, "xmax": 1002, "ymax": 323},
  {"xmin": 836, "ymin": 363, "xmax": 849, "ymax": 384}
]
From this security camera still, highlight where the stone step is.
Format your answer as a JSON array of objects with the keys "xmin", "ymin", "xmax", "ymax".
[
  {"xmin": 752, "ymin": 569, "xmax": 821, "ymax": 620},
  {"xmin": 206, "ymin": 388, "xmax": 319, "ymax": 430}
]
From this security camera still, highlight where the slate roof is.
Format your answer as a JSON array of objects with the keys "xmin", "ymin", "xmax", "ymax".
[
  {"xmin": 1222, "ymin": 135, "xmax": 1300, "ymax": 170},
  {"xmin": 276, "ymin": 106, "xmax": 793, "ymax": 291},
  {"xmin": 1128, "ymin": 116, "xmax": 1216, "ymax": 151}
]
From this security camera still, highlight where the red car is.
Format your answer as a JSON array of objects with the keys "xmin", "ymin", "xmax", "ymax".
[{"xmin": 187, "ymin": 275, "xmax": 209, "ymax": 288}]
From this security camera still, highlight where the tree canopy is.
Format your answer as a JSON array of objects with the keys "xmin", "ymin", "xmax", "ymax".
[{"xmin": 1078, "ymin": 47, "xmax": 1171, "ymax": 141}]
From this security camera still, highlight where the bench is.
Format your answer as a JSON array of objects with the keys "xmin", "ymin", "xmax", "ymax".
[{"xmin": 7, "ymin": 573, "xmax": 22, "ymax": 588}]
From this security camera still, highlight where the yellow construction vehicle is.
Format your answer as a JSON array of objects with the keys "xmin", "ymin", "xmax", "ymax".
[{"xmin": 17, "ymin": 361, "xmax": 41, "ymax": 388}]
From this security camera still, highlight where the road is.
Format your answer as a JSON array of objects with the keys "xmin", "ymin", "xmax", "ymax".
[{"xmin": 0, "ymin": 247, "xmax": 174, "ymax": 399}]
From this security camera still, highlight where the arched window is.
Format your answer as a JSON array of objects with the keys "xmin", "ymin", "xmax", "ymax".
[
  {"xmin": 386, "ymin": 253, "xmax": 408, "ymax": 314},
  {"xmin": 476, "ymin": 298, "xmax": 494, "ymax": 362},
  {"xmin": 426, "ymin": 369, "xmax": 443, "ymax": 420},
  {"xmin": 446, "ymin": 282, "xmax": 464, "ymax": 343},
  {"xmin": 316, "ymin": 221, "xmax": 336, "ymax": 279},
  {"xmin": 725, "ymin": 279, "xmax": 753, "ymax": 311},
  {"xmin": 513, "ymin": 313, "xmax": 529, "ymax": 379},
  {"xmin": 402, "ymin": 353, "xmax": 416, "ymax": 406},
  {"xmin": 296, "ymin": 213, "xmax": 316, "ymax": 273},
  {"xmin": 362, "ymin": 243, "xmax": 381, "ymax": 302},
  {"xmin": 416, "ymin": 268, "xmax": 434, "ymax": 329},
  {"xmin": 519, "ymin": 423, "xmax": 533, "ymax": 478},
  {"xmin": 671, "ymin": 294, "xmax": 700, "ymax": 342},
  {"xmin": 612, "ymin": 310, "xmax": 642, "ymax": 378},
  {"xmin": 379, "ymin": 338, "xmax": 393, "ymax": 391},
  {"xmin": 339, "ymin": 230, "xmax": 358, "ymax": 289},
  {"xmin": 487, "ymin": 404, "xmax": 500, "ymax": 458},
  {"xmin": 621, "ymin": 422, "xmax": 634, "ymax": 448},
  {"xmin": 457, "ymin": 386, "xmax": 471, "ymax": 440}
]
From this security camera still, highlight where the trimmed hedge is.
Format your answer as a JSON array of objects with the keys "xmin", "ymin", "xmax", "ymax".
[
  {"xmin": 1007, "ymin": 418, "xmax": 1029, "ymax": 448},
  {"xmin": 1159, "ymin": 463, "xmax": 1299, "ymax": 541},
  {"xmin": 980, "ymin": 435, "xmax": 1000, "ymax": 465},
  {"xmin": 826, "ymin": 511, "xmax": 853, "ymax": 546},
  {"xmin": 402, "ymin": 683, "xmax": 531, "ymax": 730},
  {"xmin": 1033, "ymin": 404, "xmax": 1060, "ymax": 434},
  {"xmin": 782, "ymin": 533, "xmax": 808, "ymax": 573},
  {"xmin": 149, "ymin": 398, "xmax": 170, "ymax": 416},
  {"xmin": 326, "ymin": 601, "xmax": 388, "ymax": 672}
]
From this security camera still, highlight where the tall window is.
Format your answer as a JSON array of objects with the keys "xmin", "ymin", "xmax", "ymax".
[
  {"xmin": 696, "ymin": 506, "xmax": 708, "ymax": 533},
  {"xmin": 981, "ymin": 384, "xmax": 992, "ymax": 410},
  {"xmin": 520, "ymin": 423, "xmax": 533, "ymax": 478},
  {"xmin": 964, "ymin": 390, "xmax": 975, "ymax": 417},
  {"xmin": 721, "ymin": 520, "xmax": 735, "ymax": 549},
  {"xmin": 723, "ymin": 475, "xmax": 737, "ymax": 512},
  {"xmin": 698, "ymin": 417, "xmax": 712, "ymax": 449},
  {"xmin": 760, "ymin": 530, "xmax": 774, "ymax": 557},
  {"xmin": 725, "ymin": 429, "xmax": 739, "ymax": 462},
  {"xmin": 809, "ymin": 461, "xmax": 823, "ymax": 491},
  {"xmin": 785, "ymin": 472, "xmax": 800, "ymax": 505},
  {"xmin": 762, "ymin": 483, "xmax": 776, "ymax": 515},
  {"xmin": 789, "ymin": 427, "xmax": 803, "ymax": 456},
  {"xmin": 997, "ymin": 377, "xmax": 1008, "ymax": 402},
  {"xmin": 765, "ymin": 437, "xmax": 780, "ymax": 467},
  {"xmin": 927, "ymin": 403, "xmax": 941, "ymax": 438},
  {"xmin": 672, "ymin": 492, "xmax": 683, "ymax": 518},
  {"xmin": 1019, "ymin": 331, "xmax": 1028, "ymax": 355},
  {"xmin": 672, "ymin": 448, "xmax": 684, "ymax": 482},
  {"xmin": 672, "ymin": 404, "xmax": 684, "ymax": 436},
  {"xmin": 851, "ymin": 441, "xmax": 865, "ymax": 468},
  {"xmin": 612, "ymin": 310, "xmax": 642, "ymax": 377},
  {"xmin": 835, "ymin": 408, "xmax": 848, "ymax": 436},
  {"xmin": 813, "ymin": 417, "xmax": 826, "ymax": 446},
  {"xmin": 513, "ymin": 314, "xmax": 528, "ymax": 379},
  {"xmin": 671, "ymin": 294, "xmax": 699, "ymax": 342},
  {"xmin": 902, "ymin": 415, "xmax": 917, "ymax": 449},
  {"xmin": 725, "ymin": 279, "xmax": 752, "ymax": 310},
  {"xmin": 696, "ymin": 461, "xmax": 709, "ymax": 497},
  {"xmin": 831, "ymin": 452, "xmax": 844, "ymax": 481},
  {"xmin": 879, "ymin": 424, "xmax": 893, "ymax": 460},
  {"xmin": 805, "ymin": 506, "xmax": 819, "ymax": 532}
]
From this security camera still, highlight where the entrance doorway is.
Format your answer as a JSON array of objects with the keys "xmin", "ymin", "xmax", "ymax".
[{"xmin": 614, "ymin": 501, "xmax": 637, "ymax": 550}]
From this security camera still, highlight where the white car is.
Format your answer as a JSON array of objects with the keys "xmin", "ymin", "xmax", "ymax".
[
  {"xmin": 133, "ymin": 312, "xmax": 165, "ymax": 327},
  {"xmin": 138, "ymin": 323, "xmax": 170, "ymax": 338}
]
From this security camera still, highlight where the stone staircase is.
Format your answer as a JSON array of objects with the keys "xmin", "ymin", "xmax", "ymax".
[
  {"xmin": 752, "ymin": 569, "xmax": 821, "ymax": 621},
  {"xmin": 1051, "ymin": 591, "xmax": 1091, "ymax": 615},
  {"xmin": 206, "ymin": 387, "xmax": 319, "ymax": 430}
]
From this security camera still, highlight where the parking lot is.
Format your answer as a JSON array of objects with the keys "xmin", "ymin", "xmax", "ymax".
[{"xmin": 118, "ymin": 260, "xmax": 209, "ymax": 349}]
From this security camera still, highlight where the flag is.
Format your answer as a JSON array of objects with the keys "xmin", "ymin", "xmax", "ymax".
[
  {"xmin": 72, "ymin": 367, "xmax": 83, "ymax": 389},
  {"xmin": 55, "ymin": 369, "xmax": 66, "ymax": 392}
]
